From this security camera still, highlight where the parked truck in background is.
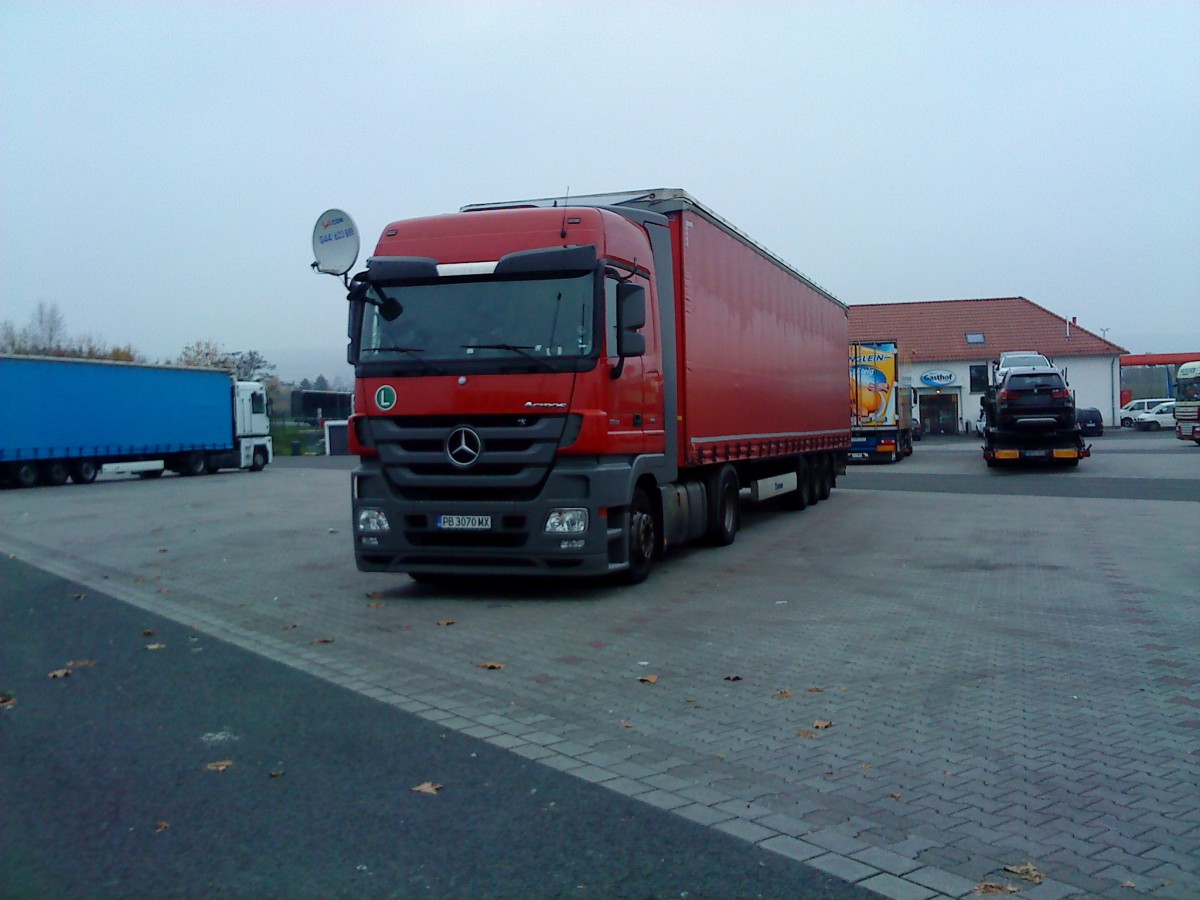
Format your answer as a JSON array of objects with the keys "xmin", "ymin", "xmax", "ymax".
[
  {"xmin": 1174, "ymin": 360, "xmax": 1200, "ymax": 445},
  {"xmin": 0, "ymin": 355, "xmax": 273, "ymax": 488},
  {"xmin": 849, "ymin": 340, "xmax": 914, "ymax": 463},
  {"xmin": 313, "ymin": 188, "xmax": 851, "ymax": 583},
  {"xmin": 980, "ymin": 351, "xmax": 1088, "ymax": 466}
]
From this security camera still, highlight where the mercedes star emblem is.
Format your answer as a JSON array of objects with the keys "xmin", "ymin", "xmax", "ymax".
[{"xmin": 446, "ymin": 426, "xmax": 483, "ymax": 467}]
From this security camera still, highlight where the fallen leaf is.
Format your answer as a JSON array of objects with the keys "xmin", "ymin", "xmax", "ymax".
[
  {"xmin": 156, "ymin": 587, "xmax": 171, "ymax": 594},
  {"xmin": 813, "ymin": 720, "xmax": 833, "ymax": 729},
  {"xmin": 145, "ymin": 643, "xmax": 166, "ymax": 651},
  {"xmin": 477, "ymin": 661, "xmax": 505, "ymax": 670},
  {"xmin": 158, "ymin": 547, "xmax": 169, "ymax": 553},
  {"xmin": 367, "ymin": 591, "xmax": 385, "ymax": 599},
  {"xmin": 774, "ymin": 690, "xmax": 794, "ymax": 699},
  {"xmin": 70, "ymin": 593, "xmax": 87, "ymax": 600},
  {"xmin": 0, "ymin": 692, "xmax": 16, "ymax": 709},
  {"xmin": 48, "ymin": 668, "xmax": 71, "ymax": 679},
  {"xmin": 1002, "ymin": 862, "xmax": 1045, "ymax": 885},
  {"xmin": 205, "ymin": 760, "xmax": 234, "ymax": 772},
  {"xmin": 638, "ymin": 674, "xmax": 659, "ymax": 684},
  {"xmin": 796, "ymin": 729, "xmax": 820, "ymax": 739},
  {"xmin": 142, "ymin": 629, "xmax": 156, "ymax": 637},
  {"xmin": 134, "ymin": 577, "xmax": 146, "ymax": 583},
  {"xmin": 1121, "ymin": 882, "xmax": 1135, "ymax": 889},
  {"xmin": 621, "ymin": 722, "xmax": 635, "ymax": 729},
  {"xmin": 888, "ymin": 792, "xmax": 902, "ymax": 800},
  {"xmin": 973, "ymin": 883, "xmax": 1018, "ymax": 895},
  {"xmin": 155, "ymin": 821, "xmax": 169, "ymax": 833},
  {"xmin": 437, "ymin": 619, "xmax": 456, "ymax": 626},
  {"xmin": 314, "ymin": 638, "xmax": 334, "ymax": 645},
  {"xmin": 368, "ymin": 602, "xmax": 384, "ymax": 608},
  {"xmin": 328, "ymin": 528, "xmax": 338, "ymax": 534},
  {"xmin": 860, "ymin": 764, "xmax": 873, "ymax": 770},
  {"xmin": 270, "ymin": 770, "xmax": 285, "ymax": 778},
  {"xmin": 723, "ymin": 675, "xmax": 743, "ymax": 682},
  {"xmin": 806, "ymin": 687, "xmax": 824, "ymax": 693},
  {"xmin": 411, "ymin": 781, "xmax": 442, "ymax": 795},
  {"xmin": 282, "ymin": 624, "xmax": 297, "ymax": 630}
]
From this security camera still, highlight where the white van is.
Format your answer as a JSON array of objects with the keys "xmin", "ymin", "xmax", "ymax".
[{"xmin": 1119, "ymin": 398, "xmax": 1172, "ymax": 428}]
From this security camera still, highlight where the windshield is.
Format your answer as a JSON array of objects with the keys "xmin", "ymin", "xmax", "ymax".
[
  {"xmin": 1178, "ymin": 378, "xmax": 1200, "ymax": 402},
  {"xmin": 358, "ymin": 272, "xmax": 596, "ymax": 371}
]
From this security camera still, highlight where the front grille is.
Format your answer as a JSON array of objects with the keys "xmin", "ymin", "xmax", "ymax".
[{"xmin": 368, "ymin": 414, "xmax": 567, "ymax": 502}]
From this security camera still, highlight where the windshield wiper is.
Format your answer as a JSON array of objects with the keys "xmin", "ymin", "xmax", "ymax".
[
  {"xmin": 462, "ymin": 343, "xmax": 557, "ymax": 372},
  {"xmin": 365, "ymin": 344, "xmax": 447, "ymax": 374}
]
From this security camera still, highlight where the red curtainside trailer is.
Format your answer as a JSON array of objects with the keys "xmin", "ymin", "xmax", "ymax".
[{"xmin": 316, "ymin": 188, "xmax": 850, "ymax": 583}]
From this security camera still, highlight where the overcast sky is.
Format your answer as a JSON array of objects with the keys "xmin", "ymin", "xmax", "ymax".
[{"xmin": 3, "ymin": 1, "xmax": 1197, "ymax": 381}]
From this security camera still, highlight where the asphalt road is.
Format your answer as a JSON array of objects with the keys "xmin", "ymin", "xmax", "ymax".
[{"xmin": 0, "ymin": 556, "xmax": 873, "ymax": 900}]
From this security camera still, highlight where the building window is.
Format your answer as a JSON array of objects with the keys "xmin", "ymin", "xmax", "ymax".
[
  {"xmin": 969, "ymin": 365, "xmax": 989, "ymax": 393},
  {"xmin": 965, "ymin": 332, "xmax": 985, "ymax": 345}
]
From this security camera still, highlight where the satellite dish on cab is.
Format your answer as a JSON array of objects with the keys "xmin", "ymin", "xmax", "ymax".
[{"xmin": 312, "ymin": 209, "xmax": 360, "ymax": 276}]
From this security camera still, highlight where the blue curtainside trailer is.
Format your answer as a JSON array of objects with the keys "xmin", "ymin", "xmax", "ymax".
[{"xmin": 0, "ymin": 355, "xmax": 273, "ymax": 488}]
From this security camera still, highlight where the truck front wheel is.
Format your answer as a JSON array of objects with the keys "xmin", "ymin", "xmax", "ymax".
[
  {"xmin": 706, "ymin": 465, "xmax": 740, "ymax": 546},
  {"xmin": 250, "ymin": 448, "xmax": 268, "ymax": 471},
  {"xmin": 623, "ymin": 488, "xmax": 657, "ymax": 584}
]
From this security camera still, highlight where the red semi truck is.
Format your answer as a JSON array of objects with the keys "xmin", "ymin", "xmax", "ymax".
[{"xmin": 313, "ymin": 189, "xmax": 850, "ymax": 582}]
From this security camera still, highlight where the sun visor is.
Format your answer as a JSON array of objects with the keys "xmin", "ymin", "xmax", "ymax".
[
  {"xmin": 494, "ymin": 244, "xmax": 597, "ymax": 276},
  {"xmin": 364, "ymin": 257, "xmax": 440, "ymax": 282}
]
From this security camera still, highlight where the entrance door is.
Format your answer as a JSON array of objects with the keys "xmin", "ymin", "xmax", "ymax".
[{"xmin": 921, "ymin": 392, "xmax": 960, "ymax": 435}]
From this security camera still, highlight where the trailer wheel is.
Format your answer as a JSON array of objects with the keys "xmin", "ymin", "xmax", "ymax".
[
  {"xmin": 180, "ymin": 451, "xmax": 207, "ymax": 476},
  {"xmin": 14, "ymin": 462, "xmax": 40, "ymax": 489},
  {"xmin": 70, "ymin": 459, "xmax": 98, "ymax": 484},
  {"xmin": 250, "ymin": 448, "xmax": 268, "ymax": 472},
  {"xmin": 706, "ymin": 465, "xmax": 740, "ymax": 546},
  {"xmin": 42, "ymin": 461, "xmax": 70, "ymax": 486},
  {"xmin": 783, "ymin": 457, "xmax": 809, "ymax": 511},
  {"xmin": 816, "ymin": 455, "xmax": 833, "ymax": 501},
  {"xmin": 623, "ymin": 488, "xmax": 657, "ymax": 584},
  {"xmin": 806, "ymin": 457, "xmax": 822, "ymax": 505}
]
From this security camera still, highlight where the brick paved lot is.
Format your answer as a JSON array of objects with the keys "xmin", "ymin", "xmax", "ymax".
[{"xmin": 3, "ymin": 435, "xmax": 1196, "ymax": 898}]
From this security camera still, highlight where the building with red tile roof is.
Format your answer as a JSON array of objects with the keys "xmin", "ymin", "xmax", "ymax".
[{"xmin": 847, "ymin": 297, "xmax": 1126, "ymax": 433}]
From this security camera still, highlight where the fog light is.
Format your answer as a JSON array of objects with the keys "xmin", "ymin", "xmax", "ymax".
[
  {"xmin": 358, "ymin": 507, "xmax": 390, "ymax": 533},
  {"xmin": 545, "ymin": 508, "xmax": 588, "ymax": 533}
]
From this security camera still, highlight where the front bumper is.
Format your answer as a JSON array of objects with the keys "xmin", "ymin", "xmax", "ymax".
[{"xmin": 351, "ymin": 457, "xmax": 634, "ymax": 577}]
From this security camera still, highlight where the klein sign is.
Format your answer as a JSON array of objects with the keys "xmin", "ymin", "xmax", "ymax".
[{"xmin": 920, "ymin": 369, "xmax": 956, "ymax": 386}]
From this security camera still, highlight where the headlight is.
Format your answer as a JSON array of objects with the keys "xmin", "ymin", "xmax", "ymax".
[
  {"xmin": 357, "ymin": 508, "xmax": 390, "ymax": 533},
  {"xmin": 544, "ymin": 508, "xmax": 588, "ymax": 534}
]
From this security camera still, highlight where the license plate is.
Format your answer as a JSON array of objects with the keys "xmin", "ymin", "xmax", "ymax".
[
  {"xmin": 437, "ymin": 515, "xmax": 492, "ymax": 531},
  {"xmin": 1023, "ymin": 449, "xmax": 1050, "ymax": 458}
]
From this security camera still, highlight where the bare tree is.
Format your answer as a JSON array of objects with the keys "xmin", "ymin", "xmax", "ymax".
[
  {"xmin": 229, "ymin": 350, "xmax": 276, "ymax": 382},
  {"xmin": 177, "ymin": 340, "xmax": 234, "ymax": 371}
]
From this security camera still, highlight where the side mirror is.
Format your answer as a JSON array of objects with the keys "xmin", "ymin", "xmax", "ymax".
[
  {"xmin": 616, "ymin": 282, "xmax": 646, "ymax": 358},
  {"xmin": 347, "ymin": 278, "xmax": 402, "ymax": 321}
]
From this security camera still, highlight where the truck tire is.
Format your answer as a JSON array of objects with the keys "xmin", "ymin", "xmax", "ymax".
[
  {"xmin": 70, "ymin": 459, "xmax": 98, "ymax": 484},
  {"xmin": 180, "ymin": 451, "xmax": 207, "ymax": 476},
  {"xmin": 250, "ymin": 448, "xmax": 268, "ymax": 471},
  {"xmin": 784, "ymin": 457, "xmax": 810, "ymax": 511},
  {"xmin": 816, "ymin": 455, "xmax": 833, "ymax": 500},
  {"xmin": 43, "ymin": 461, "xmax": 70, "ymax": 486},
  {"xmin": 623, "ymin": 488, "xmax": 657, "ymax": 585},
  {"xmin": 806, "ymin": 457, "xmax": 822, "ymax": 505},
  {"xmin": 14, "ymin": 462, "xmax": 40, "ymax": 488},
  {"xmin": 706, "ymin": 465, "xmax": 740, "ymax": 546}
]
